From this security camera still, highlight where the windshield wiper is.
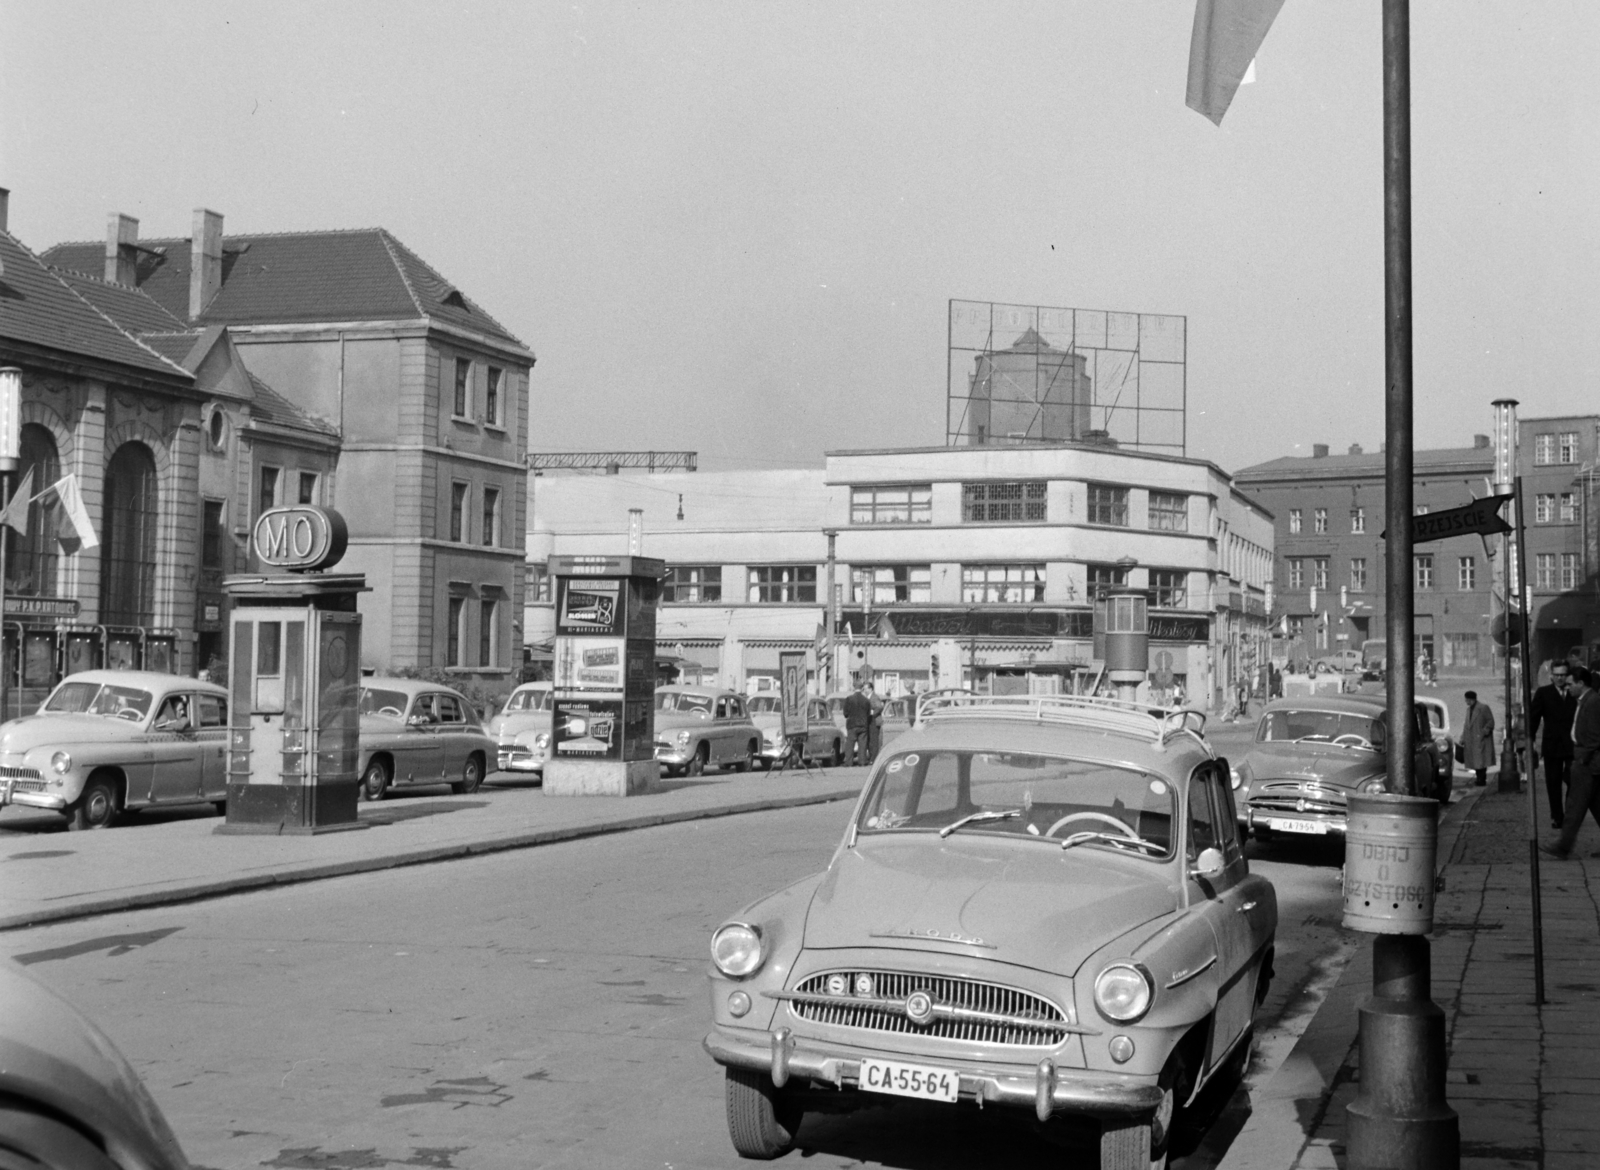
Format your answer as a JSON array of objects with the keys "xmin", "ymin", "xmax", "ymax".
[
  {"xmin": 1061, "ymin": 830, "xmax": 1162, "ymax": 855},
  {"xmin": 938, "ymin": 809, "xmax": 1022, "ymax": 838}
]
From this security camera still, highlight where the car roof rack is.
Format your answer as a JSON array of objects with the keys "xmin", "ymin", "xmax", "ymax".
[{"xmin": 914, "ymin": 692, "xmax": 1208, "ymax": 750}]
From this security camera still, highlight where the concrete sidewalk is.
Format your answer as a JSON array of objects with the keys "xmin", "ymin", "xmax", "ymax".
[
  {"xmin": 0, "ymin": 768, "xmax": 866, "ymax": 931},
  {"xmin": 1221, "ymin": 780, "xmax": 1600, "ymax": 1170}
]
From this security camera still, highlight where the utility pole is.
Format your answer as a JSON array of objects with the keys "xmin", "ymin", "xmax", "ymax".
[{"xmin": 823, "ymin": 530, "xmax": 838, "ymax": 694}]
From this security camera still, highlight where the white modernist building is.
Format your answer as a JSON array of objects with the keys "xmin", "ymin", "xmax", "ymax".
[{"xmin": 526, "ymin": 442, "xmax": 1274, "ymax": 708}]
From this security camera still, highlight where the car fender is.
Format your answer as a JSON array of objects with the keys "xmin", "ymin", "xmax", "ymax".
[{"xmin": 706, "ymin": 871, "xmax": 827, "ymax": 1032}]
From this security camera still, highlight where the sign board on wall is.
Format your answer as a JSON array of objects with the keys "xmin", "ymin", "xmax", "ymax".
[{"xmin": 779, "ymin": 651, "xmax": 808, "ymax": 739}]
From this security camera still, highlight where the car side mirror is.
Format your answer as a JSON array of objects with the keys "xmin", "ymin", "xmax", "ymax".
[{"xmin": 1190, "ymin": 847, "xmax": 1225, "ymax": 879}]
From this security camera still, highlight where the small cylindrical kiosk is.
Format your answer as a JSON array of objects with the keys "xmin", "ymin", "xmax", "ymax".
[
  {"xmin": 1095, "ymin": 588, "xmax": 1149, "ymax": 701},
  {"xmin": 216, "ymin": 506, "xmax": 368, "ymax": 835},
  {"xmin": 544, "ymin": 554, "xmax": 663, "ymax": 797}
]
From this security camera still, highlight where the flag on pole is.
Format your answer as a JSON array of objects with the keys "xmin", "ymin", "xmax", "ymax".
[
  {"xmin": 50, "ymin": 474, "xmax": 99, "ymax": 550},
  {"xmin": 1186, "ymin": 0, "xmax": 1286, "ymax": 126},
  {"xmin": 0, "ymin": 467, "xmax": 33, "ymax": 536}
]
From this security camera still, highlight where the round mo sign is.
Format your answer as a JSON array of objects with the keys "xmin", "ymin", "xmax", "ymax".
[{"xmin": 253, "ymin": 505, "xmax": 348, "ymax": 572}]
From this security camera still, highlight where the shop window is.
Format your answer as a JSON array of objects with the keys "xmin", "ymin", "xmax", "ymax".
[
  {"xmin": 663, "ymin": 565, "xmax": 722, "ymax": 603},
  {"xmin": 962, "ymin": 481, "xmax": 1047, "ymax": 523},
  {"xmin": 1444, "ymin": 634, "xmax": 1480, "ymax": 668},
  {"xmin": 851, "ymin": 484, "xmax": 932, "ymax": 524},
  {"xmin": 748, "ymin": 566, "xmax": 816, "ymax": 603},
  {"xmin": 101, "ymin": 442, "xmax": 158, "ymax": 627}
]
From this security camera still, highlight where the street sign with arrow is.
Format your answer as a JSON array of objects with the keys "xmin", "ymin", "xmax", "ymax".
[{"xmin": 1380, "ymin": 493, "xmax": 1512, "ymax": 543}]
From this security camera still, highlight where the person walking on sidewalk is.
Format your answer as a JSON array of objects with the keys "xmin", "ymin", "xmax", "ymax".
[
  {"xmin": 842, "ymin": 682, "xmax": 871, "ymax": 766},
  {"xmin": 864, "ymin": 680, "xmax": 886, "ymax": 763},
  {"xmin": 1530, "ymin": 660, "xmax": 1578, "ymax": 830},
  {"xmin": 1461, "ymin": 690, "xmax": 1496, "ymax": 787},
  {"xmin": 1544, "ymin": 665, "xmax": 1600, "ymax": 859}
]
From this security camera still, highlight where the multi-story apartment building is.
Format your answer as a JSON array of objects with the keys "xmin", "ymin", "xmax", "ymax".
[
  {"xmin": 1519, "ymin": 414, "xmax": 1600, "ymax": 666},
  {"xmin": 527, "ymin": 441, "xmax": 1274, "ymax": 708}
]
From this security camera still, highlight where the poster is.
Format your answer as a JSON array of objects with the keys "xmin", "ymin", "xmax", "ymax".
[
  {"xmin": 556, "ymin": 578, "xmax": 623, "ymax": 636},
  {"xmin": 555, "ymin": 636, "xmax": 626, "ymax": 691},
  {"xmin": 553, "ymin": 697, "xmax": 624, "ymax": 759},
  {"xmin": 779, "ymin": 651, "xmax": 808, "ymax": 739}
]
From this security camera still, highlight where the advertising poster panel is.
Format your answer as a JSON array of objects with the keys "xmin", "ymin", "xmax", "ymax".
[
  {"xmin": 779, "ymin": 651, "xmax": 808, "ymax": 739},
  {"xmin": 553, "ymin": 696, "xmax": 624, "ymax": 760}
]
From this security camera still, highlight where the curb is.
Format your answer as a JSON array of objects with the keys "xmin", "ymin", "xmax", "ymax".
[{"xmin": 0, "ymin": 786, "xmax": 859, "ymax": 933}]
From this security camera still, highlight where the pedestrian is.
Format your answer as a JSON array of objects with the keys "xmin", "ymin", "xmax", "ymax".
[
  {"xmin": 865, "ymin": 679, "xmax": 886, "ymax": 763},
  {"xmin": 1461, "ymin": 691, "xmax": 1495, "ymax": 787},
  {"xmin": 1530, "ymin": 660, "xmax": 1578, "ymax": 830},
  {"xmin": 842, "ymin": 682, "xmax": 871, "ymax": 766},
  {"xmin": 1544, "ymin": 664, "xmax": 1600, "ymax": 859}
]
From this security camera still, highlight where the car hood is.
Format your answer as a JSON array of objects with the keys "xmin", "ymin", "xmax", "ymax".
[
  {"xmin": 0, "ymin": 714, "xmax": 138, "ymax": 755},
  {"xmin": 654, "ymin": 711, "xmax": 719, "ymax": 732},
  {"xmin": 1239, "ymin": 741, "xmax": 1383, "ymax": 790},
  {"xmin": 485, "ymin": 711, "xmax": 551, "ymax": 738},
  {"xmin": 803, "ymin": 836, "xmax": 1177, "ymax": 977}
]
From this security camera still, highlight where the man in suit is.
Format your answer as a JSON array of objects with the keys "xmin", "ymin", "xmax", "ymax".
[
  {"xmin": 1545, "ymin": 664, "xmax": 1600, "ymax": 859},
  {"xmin": 842, "ymin": 682, "xmax": 872, "ymax": 767},
  {"xmin": 1530, "ymin": 660, "xmax": 1578, "ymax": 830}
]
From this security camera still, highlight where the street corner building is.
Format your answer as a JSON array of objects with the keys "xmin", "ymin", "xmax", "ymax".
[{"xmin": 0, "ymin": 188, "xmax": 532, "ymax": 715}]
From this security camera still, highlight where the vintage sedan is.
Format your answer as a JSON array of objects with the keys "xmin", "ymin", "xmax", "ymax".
[
  {"xmin": 357, "ymin": 677, "xmax": 497, "ymax": 800},
  {"xmin": 0, "ymin": 670, "xmax": 230, "ymax": 830},
  {"xmin": 485, "ymin": 681, "xmax": 553, "ymax": 776},
  {"xmin": 654, "ymin": 686, "xmax": 762, "ymax": 776},
  {"xmin": 1417, "ymin": 694, "xmax": 1455, "ymax": 789},
  {"xmin": 1232, "ymin": 694, "xmax": 1443, "ymax": 842},
  {"xmin": 703, "ymin": 693, "xmax": 1277, "ymax": 1167},
  {"xmin": 749, "ymin": 696, "xmax": 845, "ymax": 768}
]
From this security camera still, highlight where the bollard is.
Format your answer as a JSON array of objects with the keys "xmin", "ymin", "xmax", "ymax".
[
  {"xmin": 1343, "ymin": 793, "xmax": 1459, "ymax": 1170},
  {"xmin": 1497, "ymin": 736, "xmax": 1520, "ymax": 793}
]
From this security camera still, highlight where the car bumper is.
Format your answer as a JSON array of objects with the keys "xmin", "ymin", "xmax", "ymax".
[
  {"xmin": 654, "ymin": 745, "xmax": 692, "ymax": 766},
  {"xmin": 496, "ymin": 749, "xmax": 545, "ymax": 773},
  {"xmin": 1243, "ymin": 804, "xmax": 1348, "ymax": 836},
  {"xmin": 703, "ymin": 1026, "xmax": 1163, "ymax": 1121},
  {"xmin": 2, "ymin": 788, "xmax": 67, "ymax": 811}
]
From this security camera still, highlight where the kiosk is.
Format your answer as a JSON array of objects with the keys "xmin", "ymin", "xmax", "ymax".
[{"xmin": 216, "ymin": 505, "xmax": 367, "ymax": 834}]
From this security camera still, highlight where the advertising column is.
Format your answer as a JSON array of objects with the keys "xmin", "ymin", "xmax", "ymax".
[{"xmin": 544, "ymin": 554, "xmax": 664, "ymax": 796}]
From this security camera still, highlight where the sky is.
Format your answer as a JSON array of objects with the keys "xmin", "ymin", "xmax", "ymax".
[{"xmin": 1, "ymin": 1, "xmax": 1596, "ymax": 475}]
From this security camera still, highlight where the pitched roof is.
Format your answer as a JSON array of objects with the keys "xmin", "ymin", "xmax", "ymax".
[
  {"xmin": 1233, "ymin": 445, "xmax": 1495, "ymax": 483},
  {"xmin": 52, "ymin": 268, "xmax": 188, "ymax": 335},
  {"xmin": 0, "ymin": 230, "xmax": 193, "ymax": 382},
  {"xmin": 43, "ymin": 228, "xmax": 526, "ymax": 349},
  {"xmin": 137, "ymin": 331, "xmax": 203, "ymax": 366},
  {"xmin": 246, "ymin": 371, "xmax": 339, "ymax": 436}
]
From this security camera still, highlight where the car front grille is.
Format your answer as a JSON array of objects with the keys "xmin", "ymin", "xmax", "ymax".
[
  {"xmin": 0, "ymin": 765, "xmax": 46, "ymax": 793},
  {"xmin": 783, "ymin": 969, "xmax": 1069, "ymax": 1047},
  {"xmin": 1249, "ymin": 781, "xmax": 1348, "ymax": 817}
]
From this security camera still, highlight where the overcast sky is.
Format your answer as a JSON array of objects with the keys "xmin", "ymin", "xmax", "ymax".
[{"xmin": 2, "ymin": 1, "xmax": 1595, "ymax": 474}]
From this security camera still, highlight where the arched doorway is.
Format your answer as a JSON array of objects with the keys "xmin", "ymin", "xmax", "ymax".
[
  {"xmin": 100, "ymin": 442, "xmax": 159, "ymax": 628},
  {"xmin": 6, "ymin": 423, "xmax": 61, "ymax": 597}
]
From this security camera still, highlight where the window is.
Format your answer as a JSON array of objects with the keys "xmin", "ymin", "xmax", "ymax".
[
  {"xmin": 1288, "ymin": 509, "xmax": 1302, "ymax": 534},
  {"xmin": 1351, "ymin": 507, "xmax": 1365, "ymax": 534},
  {"xmin": 1562, "ymin": 553, "xmax": 1579, "ymax": 590},
  {"xmin": 663, "ymin": 565, "xmax": 722, "ymax": 603},
  {"xmin": 1084, "ymin": 483, "xmax": 1127, "ymax": 527},
  {"xmin": 485, "ymin": 367, "xmax": 502, "ymax": 427},
  {"xmin": 10, "ymin": 425, "xmax": 60, "ymax": 598},
  {"xmin": 1148, "ymin": 492, "xmax": 1188, "ymax": 532},
  {"xmin": 1350, "ymin": 557, "xmax": 1367, "ymax": 591},
  {"xmin": 1287, "ymin": 558, "xmax": 1304, "ymax": 589},
  {"xmin": 851, "ymin": 565, "xmax": 931, "ymax": 605},
  {"xmin": 1444, "ymin": 633, "xmax": 1480, "ymax": 668},
  {"xmin": 1313, "ymin": 558, "xmax": 1329, "ymax": 590},
  {"xmin": 1150, "ymin": 569, "xmax": 1187, "ymax": 607},
  {"xmin": 851, "ymin": 484, "xmax": 932, "ymax": 525},
  {"xmin": 202, "ymin": 500, "xmax": 225, "ymax": 570},
  {"xmin": 1414, "ymin": 554, "xmax": 1434, "ymax": 590},
  {"xmin": 447, "ymin": 596, "xmax": 465, "ymax": 665},
  {"xmin": 480, "ymin": 597, "xmax": 499, "ymax": 667},
  {"xmin": 1561, "ymin": 431, "xmax": 1580, "ymax": 463},
  {"xmin": 1313, "ymin": 508, "xmax": 1328, "ymax": 534},
  {"xmin": 526, "ymin": 563, "xmax": 551, "ymax": 603},
  {"xmin": 963, "ymin": 481, "xmax": 1047, "ymax": 523},
  {"xmin": 454, "ymin": 358, "xmax": 471, "ymax": 417},
  {"xmin": 450, "ymin": 482, "xmax": 468, "ymax": 543},
  {"xmin": 962, "ymin": 564, "xmax": 1045, "ymax": 603},
  {"xmin": 481, "ymin": 487, "xmax": 500, "ymax": 547},
  {"xmin": 1536, "ymin": 494, "xmax": 1555, "ymax": 523},
  {"xmin": 1561, "ymin": 493, "xmax": 1578, "ymax": 522},
  {"xmin": 258, "ymin": 466, "xmax": 280, "ymax": 517},
  {"xmin": 1535, "ymin": 553, "xmax": 1556, "ymax": 589},
  {"xmin": 298, "ymin": 471, "xmax": 318, "ymax": 505},
  {"xmin": 1534, "ymin": 434, "xmax": 1555, "ymax": 465},
  {"xmin": 748, "ymin": 565, "xmax": 816, "ymax": 603},
  {"xmin": 1086, "ymin": 563, "xmax": 1129, "ymax": 597},
  {"xmin": 101, "ymin": 444, "xmax": 158, "ymax": 627},
  {"xmin": 1458, "ymin": 556, "xmax": 1476, "ymax": 591}
]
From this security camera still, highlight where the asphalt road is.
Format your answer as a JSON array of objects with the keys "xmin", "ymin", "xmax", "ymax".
[{"xmin": 2, "ymin": 793, "xmax": 1351, "ymax": 1170}]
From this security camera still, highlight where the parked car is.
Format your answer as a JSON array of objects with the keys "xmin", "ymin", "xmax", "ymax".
[
  {"xmin": 357, "ymin": 677, "xmax": 497, "ymax": 800},
  {"xmin": 654, "ymin": 686, "xmax": 762, "ymax": 776},
  {"xmin": 748, "ymin": 695, "xmax": 844, "ymax": 768},
  {"xmin": 1231, "ymin": 694, "xmax": 1444, "ymax": 843},
  {"xmin": 485, "ymin": 681, "xmax": 553, "ymax": 776},
  {"xmin": 1416, "ymin": 694, "xmax": 1455, "ymax": 789},
  {"xmin": 1314, "ymin": 649, "xmax": 1364, "ymax": 674},
  {"xmin": 0, "ymin": 670, "xmax": 230, "ymax": 829},
  {"xmin": 1360, "ymin": 638, "xmax": 1387, "ymax": 681},
  {"xmin": 704, "ymin": 692, "xmax": 1278, "ymax": 1167}
]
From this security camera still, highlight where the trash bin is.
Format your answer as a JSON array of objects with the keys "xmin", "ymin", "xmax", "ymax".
[{"xmin": 1342, "ymin": 792, "xmax": 1438, "ymax": 934}]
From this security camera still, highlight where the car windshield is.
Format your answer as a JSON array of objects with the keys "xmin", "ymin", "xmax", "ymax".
[
  {"xmin": 44, "ymin": 682, "xmax": 154, "ymax": 720},
  {"xmin": 855, "ymin": 749, "xmax": 1175, "ymax": 857},
  {"xmin": 747, "ymin": 696, "xmax": 780, "ymax": 713},
  {"xmin": 1257, "ymin": 708, "xmax": 1383, "ymax": 747},
  {"xmin": 656, "ymin": 691, "xmax": 714, "ymax": 715},
  {"xmin": 360, "ymin": 688, "xmax": 411, "ymax": 717},
  {"xmin": 504, "ymin": 689, "xmax": 551, "ymax": 713}
]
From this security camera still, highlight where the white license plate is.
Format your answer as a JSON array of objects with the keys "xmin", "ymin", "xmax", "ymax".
[
  {"xmin": 858, "ymin": 1058, "xmax": 960, "ymax": 1103},
  {"xmin": 1269, "ymin": 817, "xmax": 1328, "ymax": 835}
]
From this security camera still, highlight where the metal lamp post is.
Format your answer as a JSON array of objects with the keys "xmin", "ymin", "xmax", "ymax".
[{"xmin": 0, "ymin": 367, "xmax": 20, "ymax": 724}]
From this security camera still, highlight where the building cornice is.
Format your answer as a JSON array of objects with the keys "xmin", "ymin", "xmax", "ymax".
[{"xmin": 342, "ymin": 443, "xmax": 526, "ymax": 472}]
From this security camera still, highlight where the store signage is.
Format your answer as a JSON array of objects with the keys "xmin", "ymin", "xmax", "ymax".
[
  {"xmin": 4, "ymin": 596, "xmax": 80, "ymax": 619},
  {"xmin": 840, "ymin": 608, "xmax": 1211, "ymax": 642},
  {"xmin": 253, "ymin": 506, "xmax": 348, "ymax": 571}
]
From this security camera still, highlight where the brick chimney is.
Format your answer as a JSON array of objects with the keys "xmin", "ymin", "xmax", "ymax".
[
  {"xmin": 0, "ymin": 188, "xmax": 9, "ymax": 233},
  {"xmin": 1348, "ymin": 443, "xmax": 1364, "ymax": 455},
  {"xmin": 189, "ymin": 208, "xmax": 224, "ymax": 319},
  {"xmin": 1473, "ymin": 433, "xmax": 1490, "ymax": 448},
  {"xmin": 1312, "ymin": 443, "xmax": 1330, "ymax": 458},
  {"xmin": 105, "ymin": 213, "xmax": 139, "ymax": 284}
]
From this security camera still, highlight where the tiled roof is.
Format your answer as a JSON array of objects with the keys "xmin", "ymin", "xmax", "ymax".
[
  {"xmin": 42, "ymin": 228, "xmax": 525, "ymax": 348},
  {"xmin": 1233, "ymin": 446, "xmax": 1494, "ymax": 482},
  {"xmin": 0, "ymin": 230, "xmax": 193, "ymax": 382},
  {"xmin": 246, "ymin": 372, "xmax": 339, "ymax": 437},
  {"xmin": 137, "ymin": 331, "xmax": 203, "ymax": 366},
  {"xmin": 52, "ymin": 268, "xmax": 188, "ymax": 335}
]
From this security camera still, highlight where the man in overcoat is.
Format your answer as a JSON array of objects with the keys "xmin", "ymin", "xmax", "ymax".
[
  {"xmin": 1461, "ymin": 691, "xmax": 1496, "ymax": 787},
  {"xmin": 842, "ymin": 682, "xmax": 871, "ymax": 766},
  {"xmin": 1545, "ymin": 665, "xmax": 1600, "ymax": 859},
  {"xmin": 1530, "ymin": 661, "xmax": 1577, "ymax": 829}
]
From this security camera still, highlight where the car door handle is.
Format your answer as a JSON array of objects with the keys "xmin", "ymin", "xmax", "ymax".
[{"xmin": 1236, "ymin": 901, "xmax": 1257, "ymax": 913}]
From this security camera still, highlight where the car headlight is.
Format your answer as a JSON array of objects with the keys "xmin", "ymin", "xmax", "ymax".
[
  {"xmin": 1094, "ymin": 963, "xmax": 1154, "ymax": 1023},
  {"xmin": 1230, "ymin": 766, "xmax": 1242, "ymax": 790},
  {"xmin": 1360, "ymin": 777, "xmax": 1386, "ymax": 794},
  {"xmin": 710, "ymin": 922, "xmax": 764, "ymax": 977},
  {"xmin": 534, "ymin": 732, "xmax": 550, "ymax": 750},
  {"xmin": 50, "ymin": 751, "xmax": 72, "ymax": 775},
  {"xmin": 676, "ymin": 730, "xmax": 692, "ymax": 747}
]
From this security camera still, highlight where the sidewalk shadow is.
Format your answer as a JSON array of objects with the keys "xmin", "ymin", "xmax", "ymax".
[
  {"xmin": 1244, "ymin": 835, "xmax": 1345, "ymax": 869},
  {"xmin": 359, "ymin": 801, "xmax": 489, "ymax": 826}
]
